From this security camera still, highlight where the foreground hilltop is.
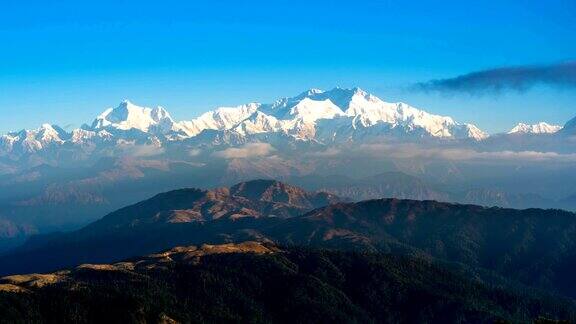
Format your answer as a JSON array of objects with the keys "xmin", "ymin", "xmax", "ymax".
[{"xmin": 1, "ymin": 241, "xmax": 574, "ymax": 323}]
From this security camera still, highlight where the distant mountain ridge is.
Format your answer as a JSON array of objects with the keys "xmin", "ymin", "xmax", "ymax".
[
  {"xmin": 84, "ymin": 179, "xmax": 343, "ymax": 233},
  {"xmin": 89, "ymin": 87, "xmax": 490, "ymax": 141},
  {"xmin": 290, "ymin": 172, "xmax": 562, "ymax": 210},
  {"xmin": 1, "ymin": 87, "xmax": 492, "ymax": 156},
  {"xmin": 3, "ymin": 87, "xmax": 575, "ymax": 166},
  {"xmin": 508, "ymin": 122, "xmax": 562, "ymax": 134}
]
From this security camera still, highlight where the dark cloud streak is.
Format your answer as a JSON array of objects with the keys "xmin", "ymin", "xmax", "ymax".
[{"xmin": 414, "ymin": 61, "xmax": 576, "ymax": 95}]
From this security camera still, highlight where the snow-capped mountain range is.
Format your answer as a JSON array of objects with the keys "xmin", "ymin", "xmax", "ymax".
[
  {"xmin": 1, "ymin": 87, "xmax": 573, "ymax": 155},
  {"xmin": 85, "ymin": 87, "xmax": 491, "ymax": 141},
  {"xmin": 508, "ymin": 122, "xmax": 562, "ymax": 135}
]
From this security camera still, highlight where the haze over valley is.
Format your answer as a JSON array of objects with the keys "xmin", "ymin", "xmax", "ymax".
[{"xmin": 1, "ymin": 88, "xmax": 576, "ymax": 251}]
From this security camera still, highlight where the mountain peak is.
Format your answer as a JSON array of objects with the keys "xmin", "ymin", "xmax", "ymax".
[
  {"xmin": 297, "ymin": 88, "xmax": 324, "ymax": 98},
  {"xmin": 293, "ymin": 87, "xmax": 368, "ymax": 104},
  {"xmin": 82, "ymin": 180, "xmax": 343, "ymax": 232},
  {"xmin": 90, "ymin": 100, "xmax": 176, "ymax": 133},
  {"xmin": 113, "ymin": 100, "xmax": 143, "ymax": 114},
  {"xmin": 0, "ymin": 123, "xmax": 68, "ymax": 154},
  {"xmin": 229, "ymin": 179, "xmax": 303, "ymax": 202},
  {"xmin": 350, "ymin": 86, "xmax": 367, "ymax": 95},
  {"xmin": 508, "ymin": 122, "xmax": 562, "ymax": 134},
  {"xmin": 285, "ymin": 97, "xmax": 346, "ymax": 121},
  {"xmin": 39, "ymin": 123, "xmax": 55, "ymax": 130},
  {"xmin": 229, "ymin": 179, "xmax": 341, "ymax": 208},
  {"xmin": 36, "ymin": 124, "xmax": 67, "ymax": 141}
]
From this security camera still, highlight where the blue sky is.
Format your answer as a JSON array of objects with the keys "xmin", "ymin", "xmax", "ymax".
[{"xmin": 0, "ymin": 0, "xmax": 575, "ymax": 133}]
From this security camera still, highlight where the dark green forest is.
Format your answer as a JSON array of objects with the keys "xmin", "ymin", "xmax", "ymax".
[{"xmin": 0, "ymin": 246, "xmax": 573, "ymax": 323}]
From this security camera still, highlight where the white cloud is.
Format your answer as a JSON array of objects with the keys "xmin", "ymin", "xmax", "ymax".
[
  {"xmin": 118, "ymin": 143, "xmax": 165, "ymax": 157},
  {"xmin": 307, "ymin": 148, "xmax": 341, "ymax": 157},
  {"xmin": 213, "ymin": 143, "xmax": 276, "ymax": 159},
  {"xmin": 189, "ymin": 148, "xmax": 202, "ymax": 157},
  {"xmin": 356, "ymin": 143, "xmax": 576, "ymax": 162}
]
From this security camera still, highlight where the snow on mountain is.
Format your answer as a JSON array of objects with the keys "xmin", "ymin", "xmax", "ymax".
[
  {"xmin": 0, "ymin": 133, "xmax": 20, "ymax": 152},
  {"xmin": 225, "ymin": 91, "xmax": 348, "ymax": 139},
  {"xmin": 287, "ymin": 87, "xmax": 487, "ymax": 140},
  {"xmin": 179, "ymin": 87, "xmax": 488, "ymax": 141},
  {"xmin": 1, "ymin": 87, "xmax": 491, "ymax": 157},
  {"xmin": 0, "ymin": 124, "xmax": 68, "ymax": 154},
  {"xmin": 261, "ymin": 91, "xmax": 346, "ymax": 121},
  {"xmin": 332, "ymin": 88, "xmax": 487, "ymax": 140},
  {"xmin": 36, "ymin": 124, "xmax": 67, "ymax": 143},
  {"xmin": 452, "ymin": 123, "xmax": 489, "ymax": 140},
  {"xmin": 508, "ymin": 122, "xmax": 562, "ymax": 135},
  {"xmin": 231, "ymin": 111, "xmax": 283, "ymax": 136},
  {"xmin": 70, "ymin": 129, "xmax": 114, "ymax": 145},
  {"xmin": 90, "ymin": 100, "xmax": 188, "ymax": 138},
  {"xmin": 178, "ymin": 103, "xmax": 260, "ymax": 137}
]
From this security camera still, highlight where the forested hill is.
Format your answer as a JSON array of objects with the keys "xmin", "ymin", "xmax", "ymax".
[{"xmin": 0, "ymin": 242, "xmax": 574, "ymax": 323}]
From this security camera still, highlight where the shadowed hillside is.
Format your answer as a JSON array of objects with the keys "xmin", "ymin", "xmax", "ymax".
[
  {"xmin": 3, "ymin": 181, "xmax": 576, "ymax": 302},
  {"xmin": 1, "ymin": 242, "xmax": 574, "ymax": 323}
]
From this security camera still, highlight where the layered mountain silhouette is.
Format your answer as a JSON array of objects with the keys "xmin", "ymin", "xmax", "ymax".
[
  {"xmin": 1, "ymin": 88, "xmax": 576, "ymax": 253},
  {"xmin": 1, "ymin": 180, "xmax": 344, "ymax": 271},
  {"xmin": 3, "ymin": 179, "xmax": 576, "ymax": 303},
  {"xmin": 81, "ymin": 179, "xmax": 342, "ymax": 233}
]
